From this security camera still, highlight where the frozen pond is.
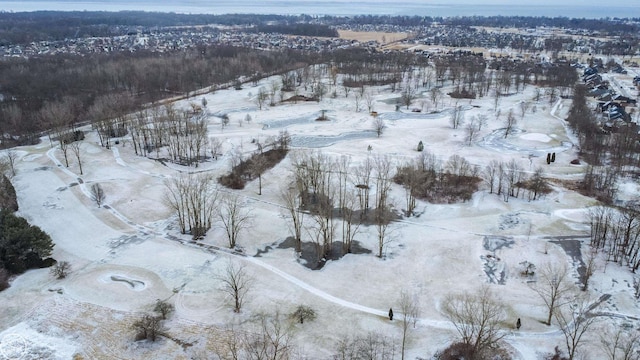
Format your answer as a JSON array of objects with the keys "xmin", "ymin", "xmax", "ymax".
[
  {"xmin": 261, "ymin": 113, "xmax": 319, "ymax": 129},
  {"xmin": 378, "ymin": 106, "xmax": 471, "ymax": 121},
  {"xmin": 291, "ymin": 130, "xmax": 378, "ymax": 148}
]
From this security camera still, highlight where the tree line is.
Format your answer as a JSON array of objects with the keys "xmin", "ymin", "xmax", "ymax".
[{"xmin": 0, "ymin": 45, "xmax": 317, "ymax": 148}]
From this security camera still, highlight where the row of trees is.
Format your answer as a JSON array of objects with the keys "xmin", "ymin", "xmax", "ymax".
[
  {"xmin": 129, "ymin": 104, "xmax": 211, "ymax": 166},
  {"xmin": 288, "ymin": 151, "xmax": 395, "ymax": 261},
  {"xmin": 588, "ymin": 204, "xmax": 640, "ymax": 272},
  {"xmin": 0, "ymin": 45, "xmax": 316, "ymax": 148},
  {"xmin": 164, "ymin": 173, "xmax": 252, "ymax": 243}
]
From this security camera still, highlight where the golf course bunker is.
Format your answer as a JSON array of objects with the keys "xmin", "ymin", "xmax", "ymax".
[
  {"xmin": 102, "ymin": 274, "xmax": 147, "ymax": 291},
  {"xmin": 520, "ymin": 133, "xmax": 552, "ymax": 142}
]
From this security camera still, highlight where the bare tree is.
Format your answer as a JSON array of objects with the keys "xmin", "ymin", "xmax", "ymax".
[
  {"xmin": 218, "ymin": 261, "xmax": 252, "ymax": 313},
  {"xmin": 450, "ymin": 103, "xmax": 464, "ymax": 129},
  {"xmin": 374, "ymin": 156, "xmax": 394, "ymax": 258},
  {"xmin": 281, "ymin": 185, "xmax": 304, "ymax": 253},
  {"xmin": 401, "ymin": 86, "xmax": 416, "ymax": 109},
  {"xmin": 250, "ymin": 154, "xmax": 269, "ymax": 195},
  {"xmin": 373, "ymin": 117, "xmax": 386, "ymax": 138},
  {"xmin": 442, "ymin": 285, "xmax": 506, "ymax": 357},
  {"xmin": 0, "ymin": 156, "xmax": 10, "ymax": 178},
  {"xmin": 219, "ymin": 193, "xmax": 253, "ymax": 249},
  {"xmin": 69, "ymin": 141, "xmax": 83, "ymax": 175},
  {"xmin": 476, "ymin": 114, "xmax": 488, "ymax": 131},
  {"xmin": 269, "ymin": 79, "xmax": 280, "ymax": 106},
  {"xmin": 257, "ymin": 87, "xmax": 269, "ymax": 110},
  {"xmin": 364, "ymin": 91, "xmax": 375, "ymax": 113},
  {"xmin": 50, "ymin": 261, "xmax": 71, "ymax": 279},
  {"xmin": 464, "ymin": 116, "xmax": 480, "ymax": 146},
  {"xmin": 531, "ymin": 262, "xmax": 576, "ymax": 325},
  {"xmin": 290, "ymin": 305, "xmax": 317, "ymax": 324},
  {"xmin": 334, "ymin": 331, "xmax": 398, "ymax": 360},
  {"xmin": 503, "ymin": 109, "xmax": 517, "ymax": 138},
  {"xmin": 399, "ymin": 290, "xmax": 420, "ymax": 360},
  {"xmin": 354, "ymin": 156, "xmax": 373, "ymax": 215},
  {"xmin": 4, "ymin": 150, "xmax": 18, "ymax": 178},
  {"xmin": 600, "ymin": 326, "xmax": 640, "ymax": 360},
  {"xmin": 484, "ymin": 160, "xmax": 500, "ymax": 194},
  {"xmin": 164, "ymin": 173, "xmax": 218, "ymax": 239},
  {"xmin": 581, "ymin": 248, "xmax": 598, "ymax": 291},
  {"xmin": 154, "ymin": 299, "xmax": 174, "ymax": 320},
  {"xmin": 430, "ymin": 87, "xmax": 442, "ymax": 111},
  {"xmin": 519, "ymin": 100, "xmax": 530, "ymax": 120},
  {"xmin": 132, "ymin": 314, "xmax": 163, "ymax": 342},
  {"xmin": 245, "ymin": 312, "xmax": 293, "ymax": 359},
  {"xmin": 210, "ymin": 137, "xmax": 223, "ymax": 160},
  {"xmin": 341, "ymin": 190, "xmax": 361, "ymax": 254},
  {"xmin": 554, "ymin": 296, "xmax": 598, "ymax": 360},
  {"xmin": 90, "ymin": 183, "xmax": 105, "ymax": 207}
]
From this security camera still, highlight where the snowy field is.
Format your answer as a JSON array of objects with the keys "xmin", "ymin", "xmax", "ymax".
[{"xmin": 1, "ymin": 73, "xmax": 639, "ymax": 359}]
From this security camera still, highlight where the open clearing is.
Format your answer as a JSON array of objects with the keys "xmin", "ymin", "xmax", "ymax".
[{"xmin": 1, "ymin": 70, "xmax": 639, "ymax": 359}]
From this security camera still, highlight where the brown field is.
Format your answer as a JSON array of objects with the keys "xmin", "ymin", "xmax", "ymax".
[{"xmin": 338, "ymin": 30, "xmax": 408, "ymax": 45}]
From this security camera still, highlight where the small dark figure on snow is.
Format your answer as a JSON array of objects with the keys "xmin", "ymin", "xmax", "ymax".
[
  {"xmin": 546, "ymin": 153, "xmax": 551, "ymax": 164},
  {"xmin": 551, "ymin": 153, "xmax": 556, "ymax": 162},
  {"xmin": 516, "ymin": 318, "xmax": 521, "ymax": 330},
  {"xmin": 389, "ymin": 308, "xmax": 394, "ymax": 321}
]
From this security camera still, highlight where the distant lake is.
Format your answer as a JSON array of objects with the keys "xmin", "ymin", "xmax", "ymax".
[{"xmin": 1, "ymin": 1, "xmax": 637, "ymax": 19}]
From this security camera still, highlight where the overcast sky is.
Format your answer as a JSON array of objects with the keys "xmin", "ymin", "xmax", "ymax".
[{"xmin": 6, "ymin": 0, "xmax": 637, "ymax": 18}]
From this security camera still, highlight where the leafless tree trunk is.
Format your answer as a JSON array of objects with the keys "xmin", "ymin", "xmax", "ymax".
[
  {"xmin": 354, "ymin": 93, "xmax": 362, "ymax": 112},
  {"xmin": 484, "ymin": 160, "xmax": 500, "ymax": 194},
  {"xmin": 373, "ymin": 117, "xmax": 385, "ymax": 138},
  {"xmin": 218, "ymin": 261, "xmax": 252, "ymax": 313},
  {"xmin": 582, "ymin": 248, "xmax": 598, "ymax": 291},
  {"xmin": 354, "ymin": 156, "xmax": 373, "ymax": 216},
  {"xmin": 281, "ymin": 186, "xmax": 304, "ymax": 253},
  {"xmin": 374, "ymin": 156, "xmax": 393, "ymax": 258},
  {"xmin": 600, "ymin": 326, "xmax": 640, "ymax": 360},
  {"xmin": 3, "ymin": 150, "xmax": 18, "ymax": 177},
  {"xmin": 401, "ymin": 86, "xmax": 416, "ymax": 109},
  {"xmin": 503, "ymin": 109, "xmax": 517, "ymax": 138},
  {"xmin": 364, "ymin": 90, "xmax": 375, "ymax": 113},
  {"xmin": 430, "ymin": 87, "xmax": 442, "ymax": 111},
  {"xmin": 257, "ymin": 87, "xmax": 269, "ymax": 110},
  {"xmin": 554, "ymin": 296, "xmax": 598, "ymax": 360},
  {"xmin": 250, "ymin": 154, "xmax": 269, "ymax": 195},
  {"xmin": 210, "ymin": 137, "xmax": 223, "ymax": 160},
  {"xmin": 244, "ymin": 312, "xmax": 293, "ymax": 359},
  {"xmin": 341, "ymin": 190, "xmax": 361, "ymax": 254},
  {"xmin": 70, "ymin": 141, "xmax": 83, "ymax": 175},
  {"xmin": 464, "ymin": 116, "xmax": 480, "ymax": 146},
  {"xmin": 90, "ymin": 183, "xmax": 105, "ymax": 207},
  {"xmin": 164, "ymin": 173, "xmax": 218, "ymax": 238},
  {"xmin": 132, "ymin": 314, "xmax": 163, "ymax": 342},
  {"xmin": 334, "ymin": 331, "xmax": 398, "ymax": 360},
  {"xmin": 520, "ymin": 100, "xmax": 530, "ymax": 120},
  {"xmin": 450, "ymin": 103, "xmax": 464, "ymax": 129},
  {"xmin": 531, "ymin": 262, "xmax": 576, "ymax": 325},
  {"xmin": 399, "ymin": 290, "xmax": 420, "ymax": 360},
  {"xmin": 442, "ymin": 285, "xmax": 506, "ymax": 356},
  {"xmin": 219, "ymin": 193, "xmax": 253, "ymax": 249}
]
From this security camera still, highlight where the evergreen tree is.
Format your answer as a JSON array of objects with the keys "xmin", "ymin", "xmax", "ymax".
[{"xmin": 0, "ymin": 210, "xmax": 54, "ymax": 273}]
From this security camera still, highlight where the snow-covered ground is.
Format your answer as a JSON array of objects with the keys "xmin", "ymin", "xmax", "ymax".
[{"xmin": 1, "ymin": 74, "xmax": 639, "ymax": 359}]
